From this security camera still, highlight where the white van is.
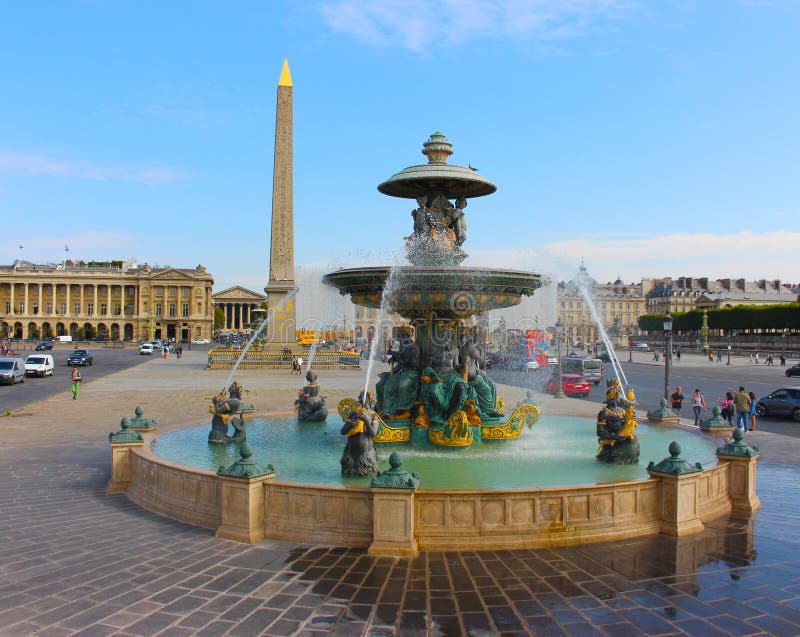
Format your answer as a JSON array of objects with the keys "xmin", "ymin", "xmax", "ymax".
[
  {"xmin": 25, "ymin": 354, "xmax": 55, "ymax": 377},
  {"xmin": 0, "ymin": 358, "xmax": 26, "ymax": 384},
  {"xmin": 139, "ymin": 343, "xmax": 155, "ymax": 355},
  {"xmin": 56, "ymin": 335, "xmax": 73, "ymax": 342}
]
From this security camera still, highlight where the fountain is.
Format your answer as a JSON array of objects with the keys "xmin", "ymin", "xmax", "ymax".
[
  {"xmin": 294, "ymin": 369, "xmax": 328, "ymax": 422},
  {"xmin": 324, "ymin": 133, "xmax": 543, "ymax": 447},
  {"xmin": 208, "ymin": 381, "xmax": 254, "ymax": 444}
]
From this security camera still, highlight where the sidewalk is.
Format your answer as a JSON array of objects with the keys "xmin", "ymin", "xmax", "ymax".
[{"xmin": 0, "ymin": 352, "xmax": 799, "ymax": 636}]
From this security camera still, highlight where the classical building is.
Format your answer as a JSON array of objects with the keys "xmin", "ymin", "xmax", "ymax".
[
  {"xmin": 353, "ymin": 305, "xmax": 408, "ymax": 349},
  {"xmin": 0, "ymin": 261, "xmax": 214, "ymax": 342},
  {"xmin": 557, "ymin": 271, "xmax": 646, "ymax": 347},
  {"xmin": 644, "ymin": 277, "xmax": 795, "ymax": 313},
  {"xmin": 211, "ymin": 286, "xmax": 266, "ymax": 332}
]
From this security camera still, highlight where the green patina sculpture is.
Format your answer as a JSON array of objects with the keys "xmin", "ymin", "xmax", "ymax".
[
  {"xmin": 371, "ymin": 452, "xmax": 420, "ymax": 489},
  {"xmin": 295, "ymin": 370, "xmax": 328, "ymax": 422},
  {"xmin": 648, "ymin": 398, "xmax": 676, "ymax": 420},
  {"xmin": 516, "ymin": 390, "xmax": 537, "ymax": 408},
  {"xmin": 596, "ymin": 379, "xmax": 640, "ymax": 464},
  {"xmin": 700, "ymin": 406, "xmax": 732, "ymax": 433},
  {"xmin": 716, "ymin": 427, "xmax": 760, "ymax": 458},
  {"xmin": 648, "ymin": 441, "xmax": 703, "ymax": 475},
  {"xmin": 209, "ymin": 381, "xmax": 254, "ymax": 444},
  {"xmin": 109, "ymin": 417, "xmax": 143, "ymax": 444},
  {"xmin": 217, "ymin": 443, "xmax": 275, "ymax": 479},
  {"xmin": 128, "ymin": 405, "xmax": 157, "ymax": 431},
  {"xmin": 375, "ymin": 344, "xmax": 419, "ymax": 417}
]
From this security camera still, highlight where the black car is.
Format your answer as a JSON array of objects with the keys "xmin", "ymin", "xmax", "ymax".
[
  {"xmin": 785, "ymin": 363, "xmax": 800, "ymax": 378},
  {"xmin": 35, "ymin": 341, "xmax": 54, "ymax": 351},
  {"xmin": 596, "ymin": 352, "xmax": 612, "ymax": 363},
  {"xmin": 67, "ymin": 349, "xmax": 94, "ymax": 366}
]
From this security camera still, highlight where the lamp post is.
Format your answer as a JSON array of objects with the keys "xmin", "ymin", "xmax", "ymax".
[
  {"xmin": 726, "ymin": 330, "xmax": 732, "ymax": 365},
  {"xmin": 555, "ymin": 319, "xmax": 566, "ymax": 399},
  {"xmin": 663, "ymin": 313, "xmax": 673, "ymax": 401}
]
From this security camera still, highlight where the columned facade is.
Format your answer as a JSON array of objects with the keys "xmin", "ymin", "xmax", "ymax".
[
  {"xmin": 212, "ymin": 287, "xmax": 267, "ymax": 333},
  {"xmin": 0, "ymin": 262, "xmax": 214, "ymax": 342}
]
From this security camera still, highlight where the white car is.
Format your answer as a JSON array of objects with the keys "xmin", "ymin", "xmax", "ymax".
[
  {"xmin": 633, "ymin": 343, "xmax": 650, "ymax": 350},
  {"xmin": 508, "ymin": 358, "xmax": 540, "ymax": 371},
  {"xmin": 193, "ymin": 338, "xmax": 211, "ymax": 345},
  {"xmin": 139, "ymin": 343, "xmax": 155, "ymax": 355},
  {"xmin": 25, "ymin": 354, "xmax": 54, "ymax": 377}
]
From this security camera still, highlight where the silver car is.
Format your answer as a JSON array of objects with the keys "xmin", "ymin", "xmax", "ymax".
[{"xmin": 755, "ymin": 386, "xmax": 800, "ymax": 422}]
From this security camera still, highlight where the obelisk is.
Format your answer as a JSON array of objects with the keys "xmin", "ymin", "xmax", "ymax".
[{"xmin": 265, "ymin": 58, "xmax": 297, "ymax": 349}]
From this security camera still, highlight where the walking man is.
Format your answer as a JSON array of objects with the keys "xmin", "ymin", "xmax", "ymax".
[
  {"xmin": 732, "ymin": 386, "xmax": 751, "ymax": 432},
  {"xmin": 70, "ymin": 365, "xmax": 82, "ymax": 400},
  {"xmin": 671, "ymin": 386, "xmax": 685, "ymax": 417}
]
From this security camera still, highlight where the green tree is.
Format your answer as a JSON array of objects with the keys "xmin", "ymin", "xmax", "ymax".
[{"xmin": 214, "ymin": 306, "xmax": 225, "ymax": 329}]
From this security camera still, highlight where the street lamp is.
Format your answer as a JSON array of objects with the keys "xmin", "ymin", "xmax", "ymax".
[
  {"xmin": 726, "ymin": 329, "xmax": 732, "ymax": 365},
  {"xmin": 554, "ymin": 319, "xmax": 566, "ymax": 399},
  {"xmin": 663, "ymin": 313, "xmax": 673, "ymax": 401}
]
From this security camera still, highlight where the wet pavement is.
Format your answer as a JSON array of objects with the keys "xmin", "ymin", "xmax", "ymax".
[{"xmin": 0, "ymin": 352, "xmax": 798, "ymax": 636}]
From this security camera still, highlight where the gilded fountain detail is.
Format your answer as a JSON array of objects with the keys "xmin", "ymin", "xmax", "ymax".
[{"xmin": 325, "ymin": 133, "xmax": 542, "ymax": 448}]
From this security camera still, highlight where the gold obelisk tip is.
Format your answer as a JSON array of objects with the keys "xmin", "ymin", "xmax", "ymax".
[{"xmin": 278, "ymin": 58, "xmax": 292, "ymax": 87}]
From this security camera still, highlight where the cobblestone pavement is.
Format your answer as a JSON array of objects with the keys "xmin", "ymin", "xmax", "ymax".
[{"xmin": 1, "ymin": 352, "xmax": 799, "ymax": 636}]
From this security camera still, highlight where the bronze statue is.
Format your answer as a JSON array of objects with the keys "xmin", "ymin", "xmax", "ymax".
[
  {"xmin": 208, "ymin": 381, "xmax": 253, "ymax": 444},
  {"xmin": 340, "ymin": 391, "xmax": 379, "ymax": 477},
  {"xmin": 375, "ymin": 342, "xmax": 419, "ymax": 417},
  {"xmin": 457, "ymin": 325, "xmax": 500, "ymax": 419},
  {"xmin": 419, "ymin": 329, "xmax": 468, "ymax": 424},
  {"xmin": 295, "ymin": 370, "xmax": 328, "ymax": 422},
  {"xmin": 596, "ymin": 379, "xmax": 640, "ymax": 464}
]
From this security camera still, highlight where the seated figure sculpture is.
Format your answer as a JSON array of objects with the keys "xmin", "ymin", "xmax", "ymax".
[
  {"xmin": 419, "ymin": 330, "xmax": 468, "ymax": 425},
  {"xmin": 295, "ymin": 370, "xmax": 328, "ymax": 422},
  {"xmin": 596, "ymin": 378, "xmax": 640, "ymax": 464},
  {"xmin": 457, "ymin": 325, "xmax": 501, "ymax": 419},
  {"xmin": 208, "ymin": 381, "xmax": 249, "ymax": 444},
  {"xmin": 340, "ymin": 390, "xmax": 379, "ymax": 477},
  {"xmin": 375, "ymin": 343, "xmax": 419, "ymax": 418}
]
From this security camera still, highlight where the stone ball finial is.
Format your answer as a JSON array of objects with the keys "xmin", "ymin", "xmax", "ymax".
[
  {"xmin": 239, "ymin": 443, "xmax": 253, "ymax": 459},
  {"xmin": 388, "ymin": 452, "xmax": 402, "ymax": 469},
  {"xmin": 712, "ymin": 406, "xmax": 721, "ymax": 417},
  {"xmin": 134, "ymin": 405, "xmax": 144, "ymax": 417},
  {"xmin": 668, "ymin": 441, "xmax": 681, "ymax": 457},
  {"xmin": 660, "ymin": 398, "xmax": 669, "ymax": 409},
  {"xmin": 732, "ymin": 428, "xmax": 744, "ymax": 443}
]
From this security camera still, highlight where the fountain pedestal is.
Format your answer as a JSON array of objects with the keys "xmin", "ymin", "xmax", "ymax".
[{"xmin": 368, "ymin": 490, "xmax": 418, "ymax": 557}]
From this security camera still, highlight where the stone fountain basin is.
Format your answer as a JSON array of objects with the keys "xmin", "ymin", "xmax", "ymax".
[{"xmin": 322, "ymin": 266, "xmax": 543, "ymax": 317}]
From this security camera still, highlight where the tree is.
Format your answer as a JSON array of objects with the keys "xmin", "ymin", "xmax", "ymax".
[{"xmin": 214, "ymin": 306, "xmax": 225, "ymax": 330}]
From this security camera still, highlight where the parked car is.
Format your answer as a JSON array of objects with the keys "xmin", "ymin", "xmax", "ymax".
[
  {"xmin": 596, "ymin": 352, "xmax": 612, "ymax": 363},
  {"xmin": 755, "ymin": 387, "xmax": 800, "ymax": 422},
  {"xmin": 561, "ymin": 357, "xmax": 604, "ymax": 384},
  {"xmin": 484, "ymin": 351, "xmax": 504, "ymax": 369},
  {"xmin": 544, "ymin": 374, "xmax": 590, "ymax": 397},
  {"xmin": 633, "ymin": 342, "xmax": 650, "ymax": 351},
  {"xmin": 0, "ymin": 358, "xmax": 26, "ymax": 384},
  {"xmin": 35, "ymin": 341, "xmax": 54, "ymax": 351},
  {"xmin": 67, "ymin": 349, "xmax": 94, "ymax": 366},
  {"xmin": 56, "ymin": 335, "xmax": 73, "ymax": 342},
  {"xmin": 25, "ymin": 354, "xmax": 55, "ymax": 377},
  {"xmin": 508, "ymin": 357, "xmax": 540, "ymax": 371},
  {"xmin": 193, "ymin": 338, "xmax": 211, "ymax": 345},
  {"xmin": 139, "ymin": 343, "xmax": 156, "ymax": 355},
  {"xmin": 547, "ymin": 355, "xmax": 558, "ymax": 365},
  {"xmin": 785, "ymin": 363, "xmax": 800, "ymax": 378}
]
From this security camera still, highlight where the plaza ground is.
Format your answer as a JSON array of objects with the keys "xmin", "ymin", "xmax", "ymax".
[{"xmin": 0, "ymin": 351, "xmax": 799, "ymax": 636}]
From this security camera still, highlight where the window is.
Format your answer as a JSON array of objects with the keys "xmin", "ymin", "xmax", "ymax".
[
  {"xmin": 100, "ymin": 303, "xmax": 107, "ymax": 316},
  {"xmin": 155, "ymin": 303, "xmax": 162, "ymax": 317},
  {"xmin": 60, "ymin": 303, "xmax": 66, "ymax": 315},
  {"xmin": 182, "ymin": 304, "xmax": 189, "ymax": 317},
  {"xmin": 182, "ymin": 286, "xmax": 190, "ymax": 297},
  {"xmin": 169, "ymin": 286, "xmax": 177, "ymax": 297},
  {"xmin": 18, "ymin": 303, "xmax": 24, "ymax": 313},
  {"xmin": 126, "ymin": 286, "xmax": 135, "ymax": 297},
  {"xmin": 4, "ymin": 302, "xmax": 9, "ymax": 313},
  {"xmin": 46, "ymin": 303, "xmax": 53, "ymax": 314},
  {"xmin": 169, "ymin": 303, "xmax": 176, "ymax": 317},
  {"xmin": 113, "ymin": 303, "xmax": 121, "ymax": 316},
  {"xmin": 87, "ymin": 303, "xmax": 94, "ymax": 316},
  {"xmin": 74, "ymin": 303, "xmax": 81, "ymax": 315},
  {"xmin": 154, "ymin": 286, "xmax": 163, "ymax": 297}
]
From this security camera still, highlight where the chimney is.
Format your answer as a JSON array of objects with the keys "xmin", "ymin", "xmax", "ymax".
[{"xmin": 736, "ymin": 278, "xmax": 746, "ymax": 291}]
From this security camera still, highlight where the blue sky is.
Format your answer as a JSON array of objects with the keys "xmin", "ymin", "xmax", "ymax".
[{"xmin": 1, "ymin": 0, "xmax": 798, "ymax": 292}]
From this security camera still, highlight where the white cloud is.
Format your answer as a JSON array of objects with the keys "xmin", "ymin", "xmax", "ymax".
[
  {"xmin": 465, "ymin": 230, "xmax": 800, "ymax": 283},
  {"xmin": 319, "ymin": 0, "xmax": 636, "ymax": 51},
  {"xmin": 0, "ymin": 151, "xmax": 189, "ymax": 184}
]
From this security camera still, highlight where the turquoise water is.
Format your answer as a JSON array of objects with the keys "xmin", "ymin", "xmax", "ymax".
[{"xmin": 150, "ymin": 415, "xmax": 720, "ymax": 490}]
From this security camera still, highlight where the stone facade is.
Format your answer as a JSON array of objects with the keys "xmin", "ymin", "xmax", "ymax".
[
  {"xmin": 643, "ymin": 276, "xmax": 794, "ymax": 314},
  {"xmin": 557, "ymin": 273, "xmax": 646, "ymax": 347},
  {"xmin": 0, "ymin": 261, "xmax": 213, "ymax": 342},
  {"xmin": 212, "ymin": 286, "xmax": 266, "ymax": 332}
]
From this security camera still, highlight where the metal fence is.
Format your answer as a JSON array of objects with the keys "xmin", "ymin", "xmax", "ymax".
[{"xmin": 207, "ymin": 349, "xmax": 361, "ymax": 370}]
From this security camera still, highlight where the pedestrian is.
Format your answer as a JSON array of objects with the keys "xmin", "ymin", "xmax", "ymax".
[
  {"xmin": 70, "ymin": 365, "xmax": 82, "ymax": 400},
  {"xmin": 690, "ymin": 388, "xmax": 707, "ymax": 426},
  {"xmin": 755, "ymin": 352, "xmax": 759, "ymax": 365},
  {"xmin": 780, "ymin": 353, "xmax": 786, "ymax": 366},
  {"xmin": 290, "ymin": 357, "xmax": 297, "ymax": 374},
  {"xmin": 749, "ymin": 391, "xmax": 758, "ymax": 431},
  {"xmin": 767, "ymin": 354, "xmax": 774, "ymax": 366},
  {"xmin": 720, "ymin": 392, "xmax": 735, "ymax": 424},
  {"xmin": 670, "ymin": 386, "xmax": 685, "ymax": 416},
  {"xmin": 732, "ymin": 386, "xmax": 751, "ymax": 432},
  {"xmin": 748, "ymin": 353, "xmax": 753, "ymax": 365},
  {"xmin": 717, "ymin": 350, "xmax": 723, "ymax": 363},
  {"xmin": 676, "ymin": 349, "xmax": 681, "ymax": 362},
  {"xmin": 708, "ymin": 351, "xmax": 713, "ymax": 362},
  {"xmin": 297, "ymin": 356, "xmax": 303, "ymax": 371}
]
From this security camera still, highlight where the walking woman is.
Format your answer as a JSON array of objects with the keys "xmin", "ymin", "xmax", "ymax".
[
  {"xmin": 749, "ymin": 391, "xmax": 758, "ymax": 431},
  {"xmin": 691, "ymin": 388, "xmax": 707, "ymax": 426},
  {"xmin": 720, "ymin": 391, "xmax": 735, "ymax": 424},
  {"xmin": 70, "ymin": 365, "xmax": 82, "ymax": 400}
]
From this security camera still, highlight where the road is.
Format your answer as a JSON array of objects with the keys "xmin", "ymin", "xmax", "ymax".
[
  {"xmin": 489, "ymin": 351, "xmax": 800, "ymax": 437},
  {"xmin": 0, "ymin": 344, "xmax": 153, "ymax": 413}
]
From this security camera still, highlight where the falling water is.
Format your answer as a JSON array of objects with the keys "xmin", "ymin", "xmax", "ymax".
[
  {"xmin": 306, "ymin": 288, "xmax": 340, "ymax": 371},
  {"xmin": 223, "ymin": 288, "xmax": 298, "ymax": 391},
  {"xmin": 572, "ymin": 273, "xmax": 628, "ymax": 387},
  {"xmin": 306, "ymin": 341, "xmax": 318, "ymax": 371},
  {"xmin": 362, "ymin": 264, "xmax": 400, "ymax": 399}
]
